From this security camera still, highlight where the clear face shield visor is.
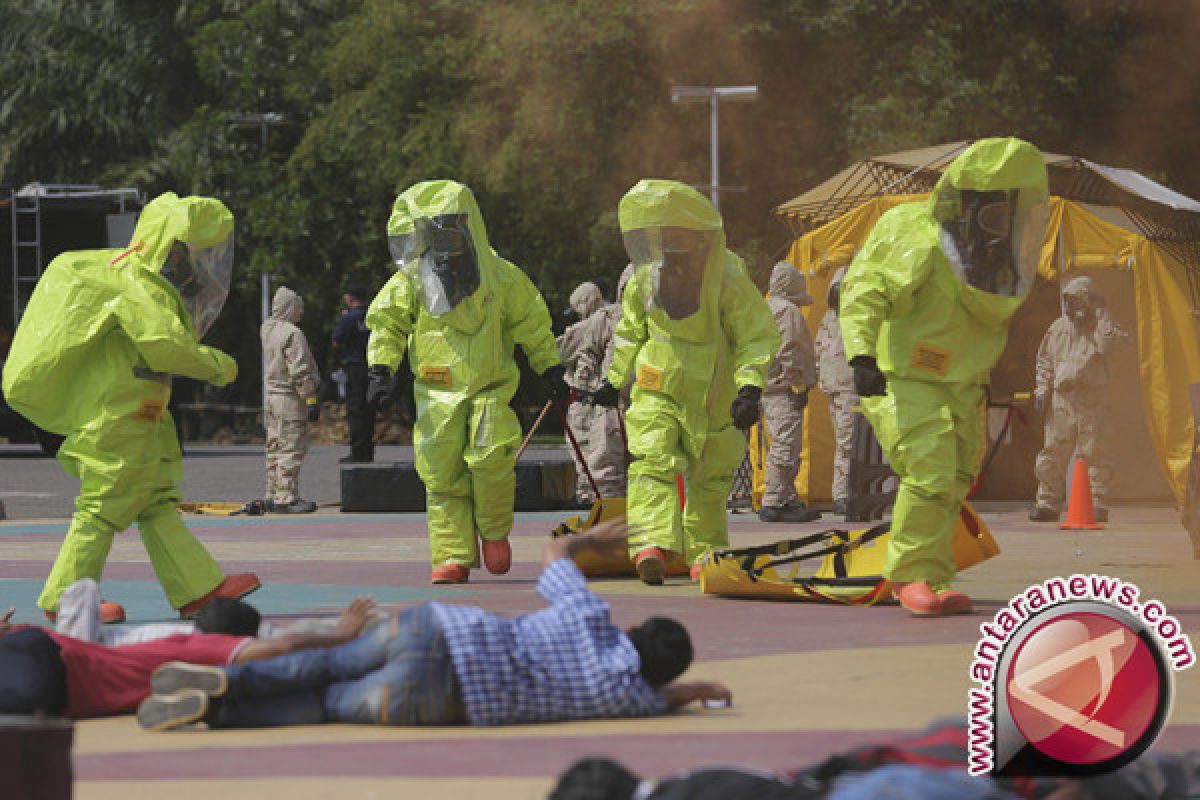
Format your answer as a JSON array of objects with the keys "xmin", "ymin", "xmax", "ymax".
[
  {"xmin": 622, "ymin": 226, "xmax": 714, "ymax": 320},
  {"xmin": 161, "ymin": 234, "xmax": 234, "ymax": 337},
  {"xmin": 393, "ymin": 214, "xmax": 480, "ymax": 316},
  {"xmin": 944, "ymin": 189, "xmax": 1045, "ymax": 298}
]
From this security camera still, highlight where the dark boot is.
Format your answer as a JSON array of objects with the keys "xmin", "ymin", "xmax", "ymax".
[
  {"xmin": 1029, "ymin": 505, "xmax": 1059, "ymax": 522},
  {"xmin": 759, "ymin": 504, "xmax": 821, "ymax": 523},
  {"xmin": 273, "ymin": 499, "xmax": 317, "ymax": 514}
]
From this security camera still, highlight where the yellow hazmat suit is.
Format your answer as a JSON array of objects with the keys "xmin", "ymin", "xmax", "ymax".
[
  {"xmin": 840, "ymin": 138, "xmax": 1048, "ymax": 593},
  {"xmin": 3, "ymin": 193, "xmax": 241, "ymax": 612},
  {"xmin": 606, "ymin": 180, "xmax": 779, "ymax": 569},
  {"xmin": 366, "ymin": 180, "xmax": 560, "ymax": 570}
]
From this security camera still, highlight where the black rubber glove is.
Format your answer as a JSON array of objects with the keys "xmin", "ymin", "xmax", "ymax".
[
  {"xmin": 791, "ymin": 387, "xmax": 808, "ymax": 408},
  {"xmin": 589, "ymin": 380, "xmax": 620, "ymax": 408},
  {"xmin": 541, "ymin": 364, "xmax": 571, "ymax": 404},
  {"xmin": 730, "ymin": 385, "xmax": 763, "ymax": 431},
  {"xmin": 850, "ymin": 355, "xmax": 887, "ymax": 397},
  {"xmin": 366, "ymin": 365, "xmax": 394, "ymax": 411},
  {"xmin": 394, "ymin": 369, "xmax": 417, "ymax": 427},
  {"xmin": 306, "ymin": 399, "xmax": 320, "ymax": 422}
]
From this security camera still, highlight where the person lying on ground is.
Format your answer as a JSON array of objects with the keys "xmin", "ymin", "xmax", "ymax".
[
  {"xmin": 138, "ymin": 520, "xmax": 732, "ymax": 730},
  {"xmin": 549, "ymin": 718, "xmax": 1186, "ymax": 800},
  {"xmin": 548, "ymin": 757, "xmax": 1018, "ymax": 800},
  {"xmin": 54, "ymin": 577, "xmax": 354, "ymax": 646},
  {"xmin": 0, "ymin": 598, "xmax": 377, "ymax": 720}
]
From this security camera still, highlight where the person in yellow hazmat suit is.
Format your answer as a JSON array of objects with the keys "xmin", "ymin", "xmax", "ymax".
[
  {"xmin": 2, "ymin": 192, "xmax": 262, "ymax": 621},
  {"xmin": 839, "ymin": 137, "xmax": 1049, "ymax": 616},
  {"xmin": 365, "ymin": 180, "xmax": 566, "ymax": 584},
  {"xmin": 590, "ymin": 180, "xmax": 779, "ymax": 585}
]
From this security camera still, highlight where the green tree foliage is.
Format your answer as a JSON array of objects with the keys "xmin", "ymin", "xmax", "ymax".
[{"xmin": 2, "ymin": 0, "xmax": 1192, "ymax": 405}]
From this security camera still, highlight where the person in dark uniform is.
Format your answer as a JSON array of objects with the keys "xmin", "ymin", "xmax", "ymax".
[{"xmin": 332, "ymin": 286, "xmax": 375, "ymax": 463}]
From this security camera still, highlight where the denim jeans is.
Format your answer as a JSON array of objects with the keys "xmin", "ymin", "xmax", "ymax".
[
  {"xmin": 0, "ymin": 628, "xmax": 67, "ymax": 715},
  {"xmin": 213, "ymin": 604, "xmax": 466, "ymax": 727}
]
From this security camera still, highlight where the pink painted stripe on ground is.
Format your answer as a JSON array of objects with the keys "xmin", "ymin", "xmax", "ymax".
[{"xmin": 72, "ymin": 725, "xmax": 1200, "ymax": 781}]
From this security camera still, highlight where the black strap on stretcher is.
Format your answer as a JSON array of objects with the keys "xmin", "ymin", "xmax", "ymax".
[{"xmin": 713, "ymin": 523, "xmax": 891, "ymax": 582}]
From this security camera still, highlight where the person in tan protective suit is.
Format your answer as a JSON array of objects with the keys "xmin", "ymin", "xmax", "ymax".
[
  {"xmin": 566, "ymin": 267, "xmax": 638, "ymax": 502},
  {"xmin": 760, "ymin": 261, "xmax": 821, "ymax": 523},
  {"xmin": 558, "ymin": 281, "xmax": 609, "ymax": 504},
  {"xmin": 814, "ymin": 266, "xmax": 859, "ymax": 517},
  {"xmin": 1030, "ymin": 275, "xmax": 1129, "ymax": 523},
  {"xmin": 261, "ymin": 286, "xmax": 321, "ymax": 514}
]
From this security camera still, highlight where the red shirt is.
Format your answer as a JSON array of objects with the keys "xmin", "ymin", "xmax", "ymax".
[{"xmin": 45, "ymin": 631, "xmax": 250, "ymax": 718}]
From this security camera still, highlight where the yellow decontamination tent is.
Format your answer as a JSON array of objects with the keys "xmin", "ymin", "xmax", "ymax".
[{"xmin": 756, "ymin": 142, "xmax": 1200, "ymax": 508}]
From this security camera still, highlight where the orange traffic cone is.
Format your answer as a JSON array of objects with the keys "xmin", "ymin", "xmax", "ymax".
[{"xmin": 1060, "ymin": 455, "xmax": 1104, "ymax": 530}]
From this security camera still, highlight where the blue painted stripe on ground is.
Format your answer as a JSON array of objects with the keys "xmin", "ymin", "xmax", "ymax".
[{"xmin": 0, "ymin": 579, "xmax": 475, "ymax": 624}]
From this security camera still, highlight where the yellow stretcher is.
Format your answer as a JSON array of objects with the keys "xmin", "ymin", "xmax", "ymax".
[
  {"xmin": 178, "ymin": 501, "xmax": 265, "ymax": 516},
  {"xmin": 697, "ymin": 502, "xmax": 999, "ymax": 605},
  {"xmin": 543, "ymin": 394, "xmax": 690, "ymax": 579}
]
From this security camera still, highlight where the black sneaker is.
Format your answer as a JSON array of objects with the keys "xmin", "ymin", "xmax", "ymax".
[
  {"xmin": 151, "ymin": 661, "xmax": 229, "ymax": 697},
  {"xmin": 137, "ymin": 689, "xmax": 209, "ymax": 731},
  {"xmin": 1029, "ymin": 505, "xmax": 1059, "ymax": 522},
  {"xmin": 272, "ymin": 499, "xmax": 318, "ymax": 514},
  {"xmin": 759, "ymin": 504, "xmax": 821, "ymax": 523}
]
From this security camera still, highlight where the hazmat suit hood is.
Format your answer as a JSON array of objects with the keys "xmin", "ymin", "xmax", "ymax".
[
  {"xmin": 1061, "ymin": 274, "xmax": 1103, "ymax": 324},
  {"xmin": 930, "ymin": 138, "xmax": 1048, "ymax": 322},
  {"xmin": 271, "ymin": 286, "xmax": 304, "ymax": 324},
  {"xmin": 387, "ymin": 181, "xmax": 493, "ymax": 322},
  {"xmin": 124, "ymin": 192, "xmax": 236, "ymax": 337},
  {"xmin": 569, "ymin": 282, "xmax": 605, "ymax": 320},
  {"xmin": 619, "ymin": 180, "xmax": 731, "ymax": 342},
  {"xmin": 768, "ymin": 261, "xmax": 812, "ymax": 307}
]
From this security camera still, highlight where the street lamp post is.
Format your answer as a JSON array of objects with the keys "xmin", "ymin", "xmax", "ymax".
[
  {"xmin": 230, "ymin": 112, "xmax": 288, "ymax": 416},
  {"xmin": 670, "ymin": 85, "xmax": 758, "ymax": 212}
]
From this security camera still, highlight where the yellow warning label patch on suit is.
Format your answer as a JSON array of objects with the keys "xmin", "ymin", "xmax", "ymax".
[
  {"xmin": 911, "ymin": 343, "xmax": 952, "ymax": 376},
  {"xmin": 133, "ymin": 399, "xmax": 165, "ymax": 423},
  {"xmin": 636, "ymin": 364, "xmax": 664, "ymax": 391},
  {"xmin": 420, "ymin": 366, "xmax": 453, "ymax": 388}
]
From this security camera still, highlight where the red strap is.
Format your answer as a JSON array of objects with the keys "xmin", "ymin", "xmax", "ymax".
[{"xmin": 109, "ymin": 245, "xmax": 139, "ymax": 266}]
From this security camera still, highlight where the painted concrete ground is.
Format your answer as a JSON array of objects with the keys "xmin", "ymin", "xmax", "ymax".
[{"xmin": 2, "ymin": 505, "xmax": 1199, "ymax": 799}]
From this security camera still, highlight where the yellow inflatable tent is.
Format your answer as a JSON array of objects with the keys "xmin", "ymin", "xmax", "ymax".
[{"xmin": 756, "ymin": 142, "xmax": 1200, "ymax": 506}]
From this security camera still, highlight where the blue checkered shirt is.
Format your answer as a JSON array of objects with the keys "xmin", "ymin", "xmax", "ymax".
[{"xmin": 430, "ymin": 558, "xmax": 667, "ymax": 726}]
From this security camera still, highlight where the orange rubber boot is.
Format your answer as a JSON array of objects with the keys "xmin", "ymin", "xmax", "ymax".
[
  {"xmin": 935, "ymin": 589, "xmax": 973, "ymax": 615},
  {"xmin": 431, "ymin": 564, "xmax": 470, "ymax": 584},
  {"xmin": 44, "ymin": 601, "xmax": 127, "ymax": 625},
  {"xmin": 634, "ymin": 547, "xmax": 668, "ymax": 586},
  {"xmin": 482, "ymin": 538, "xmax": 512, "ymax": 575},
  {"xmin": 178, "ymin": 573, "xmax": 262, "ymax": 619}
]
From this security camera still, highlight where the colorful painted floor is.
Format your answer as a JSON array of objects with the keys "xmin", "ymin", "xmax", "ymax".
[{"xmin": 2, "ymin": 506, "xmax": 1198, "ymax": 799}]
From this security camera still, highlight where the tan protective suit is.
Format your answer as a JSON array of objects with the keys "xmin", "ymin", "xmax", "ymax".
[
  {"xmin": 261, "ymin": 286, "xmax": 320, "ymax": 506},
  {"xmin": 814, "ymin": 267, "xmax": 858, "ymax": 504},
  {"xmin": 762, "ymin": 261, "xmax": 817, "ymax": 508},
  {"xmin": 559, "ymin": 282, "xmax": 618, "ymax": 501},
  {"xmin": 1034, "ymin": 275, "xmax": 1129, "ymax": 511}
]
